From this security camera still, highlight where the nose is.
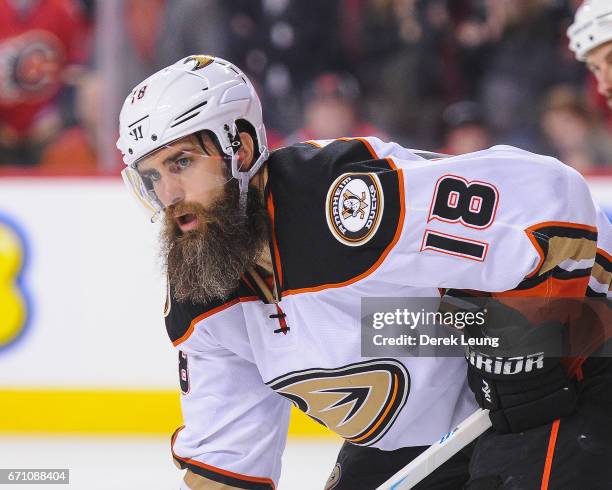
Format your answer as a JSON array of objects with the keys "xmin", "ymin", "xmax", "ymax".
[{"xmin": 157, "ymin": 174, "xmax": 185, "ymax": 207}]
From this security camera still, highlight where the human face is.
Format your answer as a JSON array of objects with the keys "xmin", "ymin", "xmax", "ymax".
[
  {"xmin": 586, "ymin": 41, "xmax": 612, "ymax": 109},
  {"xmin": 134, "ymin": 134, "xmax": 229, "ymax": 231},
  {"xmin": 149, "ymin": 132, "xmax": 269, "ymax": 304},
  {"xmin": 160, "ymin": 175, "xmax": 270, "ymax": 304}
]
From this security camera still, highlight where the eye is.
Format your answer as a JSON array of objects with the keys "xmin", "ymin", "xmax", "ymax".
[
  {"xmin": 176, "ymin": 157, "xmax": 191, "ymax": 168},
  {"xmin": 148, "ymin": 170, "xmax": 161, "ymax": 183}
]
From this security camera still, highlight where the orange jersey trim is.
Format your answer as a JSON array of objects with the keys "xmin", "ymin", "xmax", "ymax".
[
  {"xmin": 172, "ymin": 296, "xmax": 258, "ymax": 347},
  {"xmin": 597, "ymin": 247, "xmax": 612, "ymax": 264},
  {"xmin": 527, "ymin": 221, "xmax": 598, "ymax": 233},
  {"xmin": 540, "ymin": 419, "xmax": 560, "ymax": 490},
  {"xmin": 304, "ymin": 137, "xmax": 379, "ymax": 157},
  {"xmin": 172, "ymin": 298, "xmax": 240, "ymax": 347},
  {"xmin": 524, "ymin": 231, "xmax": 546, "ymax": 278},
  {"xmin": 493, "ymin": 275, "xmax": 589, "ymax": 298},
  {"xmin": 349, "ymin": 373, "xmax": 399, "ymax": 443},
  {"xmin": 240, "ymin": 273, "xmax": 256, "ymax": 291},
  {"xmin": 304, "ymin": 138, "xmax": 380, "ymax": 160},
  {"xmin": 171, "ymin": 426, "xmax": 276, "ymax": 489},
  {"xmin": 267, "ymin": 191, "xmax": 284, "ymax": 288},
  {"xmin": 574, "ymin": 363, "xmax": 585, "ymax": 381},
  {"xmin": 240, "ymin": 296, "xmax": 260, "ymax": 303},
  {"xmin": 341, "ymin": 137, "xmax": 379, "ymax": 159}
]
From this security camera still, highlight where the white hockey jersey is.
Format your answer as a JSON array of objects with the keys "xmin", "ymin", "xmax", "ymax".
[{"xmin": 164, "ymin": 138, "xmax": 611, "ymax": 489}]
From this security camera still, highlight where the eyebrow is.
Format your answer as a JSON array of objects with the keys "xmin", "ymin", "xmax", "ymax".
[
  {"xmin": 162, "ymin": 147, "xmax": 196, "ymax": 166},
  {"xmin": 137, "ymin": 146, "xmax": 195, "ymax": 177}
]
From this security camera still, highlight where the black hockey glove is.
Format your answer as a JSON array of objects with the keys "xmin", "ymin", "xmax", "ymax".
[
  {"xmin": 461, "ymin": 298, "xmax": 578, "ymax": 434},
  {"xmin": 466, "ymin": 350, "xmax": 577, "ymax": 433}
]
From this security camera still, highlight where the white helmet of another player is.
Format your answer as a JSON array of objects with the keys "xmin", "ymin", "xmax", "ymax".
[
  {"xmin": 568, "ymin": 0, "xmax": 612, "ymax": 61},
  {"xmin": 117, "ymin": 55, "xmax": 269, "ymax": 217}
]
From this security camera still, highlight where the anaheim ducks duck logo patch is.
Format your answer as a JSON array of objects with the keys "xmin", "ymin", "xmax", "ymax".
[
  {"xmin": 184, "ymin": 55, "xmax": 214, "ymax": 70},
  {"xmin": 267, "ymin": 359, "xmax": 409, "ymax": 446},
  {"xmin": 326, "ymin": 173, "xmax": 384, "ymax": 246}
]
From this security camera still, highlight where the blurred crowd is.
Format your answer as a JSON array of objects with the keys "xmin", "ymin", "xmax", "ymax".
[{"xmin": 0, "ymin": 0, "xmax": 611, "ymax": 174}]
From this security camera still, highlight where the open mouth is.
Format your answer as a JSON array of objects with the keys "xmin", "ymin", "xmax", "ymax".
[{"xmin": 175, "ymin": 213, "xmax": 200, "ymax": 232}]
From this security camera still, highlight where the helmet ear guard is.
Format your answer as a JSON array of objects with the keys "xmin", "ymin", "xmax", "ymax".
[
  {"xmin": 229, "ymin": 125, "xmax": 269, "ymax": 210},
  {"xmin": 218, "ymin": 120, "xmax": 269, "ymax": 210}
]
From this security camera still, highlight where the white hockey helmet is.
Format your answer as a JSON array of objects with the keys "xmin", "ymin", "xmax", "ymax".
[
  {"xmin": 117, "ymin": 55, "xmax": 269, "ymax": 217},
  {"xmin": 567, "ymin": 0, "xmax": 612, "ymax": 61}
]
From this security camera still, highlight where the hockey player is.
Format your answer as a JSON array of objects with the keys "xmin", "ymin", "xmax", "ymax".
[
  {"xmin": 568, "ymin": 0, "xmax": 612, "ymax": 110},
  {"xmin": 117, "ymin": 56, "xmax": 612, "ymax": 489}
]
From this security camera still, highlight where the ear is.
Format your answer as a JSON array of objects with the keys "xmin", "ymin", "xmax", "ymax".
[{"xmin": 237, "ymin": 131, "xmax": 255, "ymax": 170}]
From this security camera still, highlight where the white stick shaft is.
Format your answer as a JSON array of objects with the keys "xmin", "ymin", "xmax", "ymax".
[{"xmin": 376, "ymin": 409, "xmax": 491, "ymax": 490}]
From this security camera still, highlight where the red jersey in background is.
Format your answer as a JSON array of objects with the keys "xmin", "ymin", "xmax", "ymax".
[{"xmin": 0, "ymin": 0, "xmax": 88, "ymax": 138}]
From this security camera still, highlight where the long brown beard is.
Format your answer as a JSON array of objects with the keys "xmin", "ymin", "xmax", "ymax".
[{"xmin": 160, "ymin": 183, "xmax": 270, "ymax": 304}]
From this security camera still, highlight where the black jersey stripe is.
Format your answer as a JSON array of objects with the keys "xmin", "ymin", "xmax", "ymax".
[
  {"xmin": 412, "ymin": 150, "xmax": 452, "ymax": 160},
  {"xmin": 422, "ymin": 231, "xmax": 487, "ymax": 261},
  {"xmin": 268, "ymin": 139, "xmax": 403, "ymax": 293},
  {"xmin": 514, "ymin": 273, "xmax": 551, "ymax": 290},
  {"xmin": 175, "ymin": 460, "xmax": 274, "ymax": 489},
  {"xmin": 587, "ymin": 286, "xmax": 608, "ymax": 298},
  {"xmin": 165, "ymin": 281, "xmax": 255, "ymax": 345},
  {"xmin": 443, "ymin": 289, "xmax": 492, "ymax": 299},
  {"xmin": 183, "ymin": 464, "xmax": 274, "ymax": 489},
  {"xmin": 528, "ymin": 224, "xmax": 598, "ymax": 242},
  {"xmin": 553, "ymin": 267, "xmax": 592, "ymax": 281},
  {"xmin": 595, "ymin": 250, "xmax": 612, "ymax": 273}
]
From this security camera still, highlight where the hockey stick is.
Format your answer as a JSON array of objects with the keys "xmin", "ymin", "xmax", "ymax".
[{"xmin": 376, "ymin": 409, "xmax": 491, "ymax": 490}]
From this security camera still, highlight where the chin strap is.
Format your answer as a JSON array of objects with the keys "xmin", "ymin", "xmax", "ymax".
[
  {"xmin": 232, "ymin": 149, "xmax": 270, "ymax": 213},
  {"xmin": 231, "ymin": 152, "xmax": 248, "ymax": 210}
]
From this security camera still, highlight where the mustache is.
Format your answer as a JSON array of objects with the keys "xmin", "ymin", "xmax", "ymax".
[
  {"xmin": 166, "ymin": 201, "xmax": 214, "ymax": 221},
  {"xmin": 164, "ymin": 201, "xmax": 221, "ymax": 235}
]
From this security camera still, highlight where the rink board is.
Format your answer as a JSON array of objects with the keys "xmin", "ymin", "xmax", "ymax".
[{"xmin": 0, "ymin": 176, "xmax": 610, "ymax": 435}]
